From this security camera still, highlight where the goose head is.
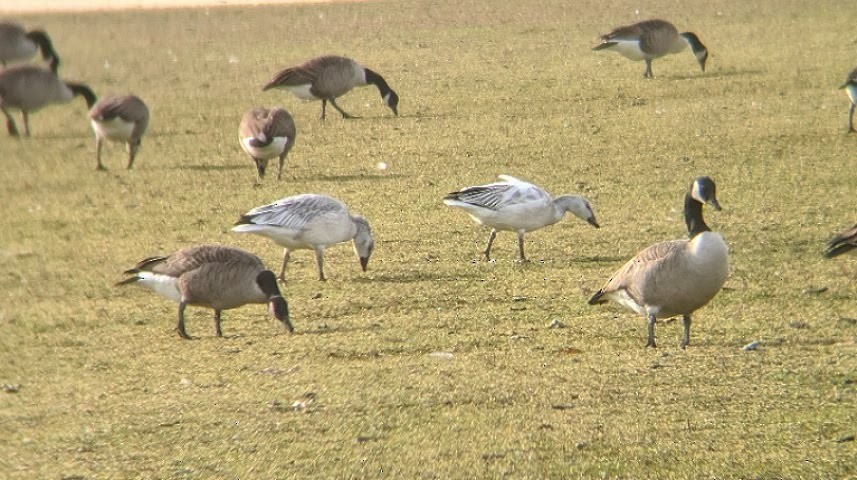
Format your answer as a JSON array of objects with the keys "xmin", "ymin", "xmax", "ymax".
[
  {"xmin": 256, "ymin": 270, "xmax": 293, "ymax": 332},
  {"xmin": 685, "ymin": 176, "xmax": 722, "ymax": 238},
  {"xmin": 384, "ymin": 90, "xmax": 399, "ymax": 116},
  {"xmin": 680, "ymin": 32, "xmax": 708, "ymax": 72},
  {"xmin": 352, "ymin": 216, "xmax": 375, "ymax": 271},
  {"xmin": 690, "ymin": 176, "xmax": 721, "ymax": 210},
  {"xmin": 556, "ymin": 195, "xmax": 600, "ymax": 228}
]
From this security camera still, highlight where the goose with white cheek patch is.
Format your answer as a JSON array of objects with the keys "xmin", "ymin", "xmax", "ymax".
[
  {"xmin": 232, "ymin": 194, "xmax": 374, "ymax": 282},
  {"xmin": 588, "ymin": 176, "xmax": 728, "ymax": 349},
  {"xmin": 0, "ymin": 64, "xmax": 96, "ymax": 137},
  {"xmin": 825, "ymin": 224, "xmax": 857, "ymax": 258},
  {"xmin": 89, "ymin": 94, "xmax": 150, "ymax": 170},
  {"xmin": 262, "ymin": 55, "xmax": 399, "ymax": 121},
  {"xmin": 839, "ymin": 67, "xmax": 857, "ymax": 133},
  {"xmin": 593, "ymin": 19, "xmax": 708, "ymax": 78},
  {"xmin": 238, "ymin": 106, "xmax": 296, "ymax": 183},
  {"xmin": 0, "ymin": 22, "xmax": 60, "ymax": 71},
  {"xmin": 116, "ymin": 244, "xmax": 292, "ymax": 339},
  {"xmin": 443, "ymin": 175, "xmax": 600, "ymax": 261}
]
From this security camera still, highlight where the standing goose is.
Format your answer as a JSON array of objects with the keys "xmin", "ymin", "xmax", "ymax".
[
  {"xmin": 593, "ymin": 19, "xmax": 708, "ymax": 78},
  {"xmin": 588, "ymin": 176, "xmax": 728, "ymax": 349},
  {"xmin": 0, "ymin": 64, "xmax": 96, "ymax": 137},
  {"xmin": 89, "ymin": 94, "xmax": 150, "ymax": 170},
  {"xmin": 238, "ymin": 107, "xmax": 297, "ymax": 183},
  {"xmin": 443, "ymin": 175, "xmax": 600, "ymax": 261},
  {"xmin": 0, "ymin": 22, "xmax": 60, "ymax": 71},
  {"xmin": 825, "ymin": 224, "xmax": 857, "ymax": 258},
  {"xmin": 262, "ymin": 55, "xmax": 399, "ymax": 121},
  {"xmin": 116, "ymin": 244, "xmax": 292, "ymax": 339},
  {"xmin": 839, "ymin": 67, "xmax": 857, "ymax": 133},
  {"xmin": 232, "ymin": 194, "xmax": 374, "ymax": 282}
]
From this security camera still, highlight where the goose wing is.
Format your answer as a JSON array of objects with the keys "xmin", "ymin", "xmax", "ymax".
[
  {"xmin": 825, "ymin": 224, "xmax": 857, "ymax": 258},
  {"xmin": 235, "ymin": 194, "xmax": 345, "ymax": 229},
  {"xmin": 263, "ymin": 65, "xmax": 317, "ymax": 91},
  {"xmin": 589, "ymin": 239, "xmax": 686, "ymax": 304},
  {"xmin": 444, "ymin": 176, "xmax": 548, "ymax": 211},
  {"xmin": 158, "ymin": 245, "xmax": 262, "ymax": 278}
]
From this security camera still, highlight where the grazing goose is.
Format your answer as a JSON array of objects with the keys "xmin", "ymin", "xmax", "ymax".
[
  {"xmin": 588, "ymin": 176, "xmax": 728, "ymax": 349},
  {"xmin": 0, "ymin": 64, "xmax": 96, "ymax": 137},
  {"xmin": 262, "ymin": 55, "xmax": 399, "ymax": 121},
  {"xmin": 825, "ymin": 224, "xmax": 857, "ymax": 258},
  {"xmin": 116, "ymin": 244, "xmax": 292, "ymax": 339},
  {"xmin": 238, "ymin": 107, "xmax": 297, "ymax": 182},
  {"xmin": 232, "ymin": 194, "xmax": 375, "ymax": 281},
  {"xmin": 593, "ymin": 19, "xmax": 708, "ymax": 78},
  {"xmin": 443, "ymin": 175, "xmax": 600, "ymax": 261},
  {"xmin": 0, "ymin": 22, "xmax": 59, "ymax": 71},
  {"xmin": 840, "ymin": 67, "xmax": 857, "ymax": 133},
  {"xmin": 89, "ymin": 94, "xmax": 150, "ymax": 170}
]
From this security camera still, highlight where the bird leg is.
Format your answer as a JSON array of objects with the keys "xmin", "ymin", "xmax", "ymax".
[
  {"xmin": 849, "ymin": 103, "xmax": 855, "ymax": 133},
  {"xmin": 95, "ymin": 137, "xmax": 106, "ymax": 170},
  {"xmin": 483, "ymin": 229, "xmax": 498, "ymax": 261},
  {"xmin": 329, "ymin": 98, "xmax": 356, "ymax": 119},
  {"xmin": 320, "ymin": 99, "xmax": 327, "ymax": 122},
  {"xmin": 253, "ymin": 157, "xmax": 266, "ymax": 183},
  {"xmin": 177, "ymin": 301, "xmax": 192, "ymax": 339},
  {"xmin": 644, "ymin": 60, "xmax": 653, "ymax": 79},
  {"xmin": 681, "ymin": 314, "xmax": 692, "ymax": 349},
  {"xmin": 278, "ymin": 248, "xmax": 291, "ymax": 282},
  {"xmin": 1, "ymin": 106, "xmax": 19, "ymax": 137},
  {"xmin": 314, "ymin": 246, "xmax": 326, "ymax": 281},
  {"xmin": 516, "ymin": 231, "xmax": 528, "ymax": 262},
  {"xmin": 277, "ymin": 153, "xmax": 285, "ymax": 180},
  {"xmin": 646, "ymin": 313, "xmax": 657, "ymax": 348},
  {"xmin": 22, "ymin": 111, "xmax": 30, "ymax": 136},
  {"xmin": 213, "ymin": 310, "xmax": 223, "ymax": 337}
]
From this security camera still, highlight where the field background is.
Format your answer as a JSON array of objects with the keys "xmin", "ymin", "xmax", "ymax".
[{"xmin": 1, "ymin": 0, "xmax": 855, "ymax": 478}]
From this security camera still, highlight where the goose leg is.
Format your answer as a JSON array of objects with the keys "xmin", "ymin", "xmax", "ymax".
[
  {"xmin": 253, "ymin": 158, "xmax": 266, "ymax": 182},
  {"xmin": 320, "ymin": 99, "xmax": 327, "ymax": 122},
  {"xmin": 848, "ymin": 103, "xmax": 855, "ymax": 133},
  {"xmin": 314, "ymin": 246, "xmax": 326, "ymax": 281},
  {"xmin": 95, "ymin": 136, "xmax": 106, "ymax": 170},
  {"xmin": 483, "ymin": 229, "xmax": 498, "ymax": 261},
  {"xmin": 646, "ymin": 313, "xmax": 657, "ymax": 348},
  {"xmin": 681, "ymin": 314, "xmax": 692, "ymax": 349},
  {"xmin": 22, "ymin": 111, "xmax": 30, "ymax": 136},
  {"xmin": 516, "ymin": 231, "xmax": 528, "ymax": 262},
  {"xmin": 277, "ymin": 153, "xmax": 285, "ymax": 180},
  {"xmin": 1, "ymin": 106, "xmax": 19, "ymax": 137},
  {"xmin": 213, "ymin": 310, "xmax": 223, "ymax": 337},
  {"xmin": 329, "ymin": 98, "xmax": 356, "ymax": 119},
  {"xmin": 278, "ymin": 248, "xmax": 291, "ymax": 282},
  {"xmin": 644, "ymin": 60, "xmax": 653, "ymax": 79},
  {"xmin": 177, "ymin": 301, "xmax": 192, "ymax": 339}
]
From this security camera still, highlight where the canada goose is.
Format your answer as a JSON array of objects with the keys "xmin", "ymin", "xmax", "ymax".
[
  {"xmin": 0, "ymin": 22, "xmax": 59, "ymax": 72},
  {"xmin": 238, "ymin": 107, "xmax": 296, "ymax": 182},
  {"xmin": 89, "ymin": 94, "xmax": 150, "ymax": 171},
  {"xmin": 116, "ymin": 244, "xmax": 292, "ymax": 339},
  {"xmin": 262, "ymin": 55, "xmax": 399, "ymax": 121},
  {"xmin": 840, "ymin": 67, "xmax": 857, "ymax": 133},
  {"xmin": 0, "ymin": 64, "xmax": 96, "ymax": 137},
  {"xmin": 588, "ymin": 176, "xmax": 728, "ymax": 349},
  {"xmin": 593, "ymin": 19, "xmax": 708, "ymax": 78},
  {"xmin": 825, "ymin": 224, "xmax": 857, "ymax": 258},
  {"xmin": 232, "ymin": 194, "xmax": 374, "ymax": 282},
  {"xmin": 443, "ymin": 175, "xmax": 600, "ymax": 261}
]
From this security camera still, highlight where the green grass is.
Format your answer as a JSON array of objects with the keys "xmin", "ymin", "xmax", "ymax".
[{"xmin": 1, "ymin": 0, "xmax": 855, "ymax": 478}]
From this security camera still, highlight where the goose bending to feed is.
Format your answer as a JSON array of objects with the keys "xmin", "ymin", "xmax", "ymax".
[
  {"xmin": 593, "ymin": 19, "xmax": 708, "ymax": 78},
  {"xmin": 0, "ymin": 64, "xmax": 96, "ymax": 137},
  {"xmin": 840, "ymin": 67, "xmax": 857, "ymax": 133},
  {"xmin": 0, "ymin": 22, "xmax": 59, "ymax": 71},
  {"xmin": 232, "ymin": 194, "xmax": 374, "ymax": 281},
  {"xmin": 825, "ymin": 224, "xmax": 857, "ymax": 258},
  {"xmin": 262, "ymin": 55, "xmax": 399, "ymax": 121},
  {"xmin": 89, "ymin": 94, "xmax": 150, "ymax": 170},
  {"xmin": 443, "ymin": 175, "xmax": 600, "ymax": 261},
  {"xmin": 238, "ymin": 107, "xmax": 296, "ymax": 183},
  {"xmin": 588, "ymin": 176, "xmax": 728, "ymax": 349},
  {"xmin": 116, "ymin": 244, "xmax": 292, "ymax": 339}
]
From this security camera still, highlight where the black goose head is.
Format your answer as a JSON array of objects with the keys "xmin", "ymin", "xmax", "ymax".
[
  {"xmin": 685, "ymin": 176, "xmax": 721, "ymax": 238},
  {"xmin": 680, "ymin": 32, "xmax": 708, "ymax": 72},
  {"xmin": 256, "ymin": 270, "xmax": 293, "ymax": 332}
]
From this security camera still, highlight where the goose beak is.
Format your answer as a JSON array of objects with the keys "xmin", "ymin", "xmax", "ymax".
[
  {"xmin": 587, "ymin": 216, "xmax": 601, "ymax": 229},
  {"xmin": 708, "ymin": 198, "xmax": 722, "ymax": 211},
  {"xmin": 359, "ymin": 256, "xmax": 370, "ymax": 272},
  {"xmin": 390, "ymin": 105, "xmax": 399, "ymax": 116},
  {"xmin": 270, "ymin": 296, "xmax": 293, "ymax": 333}
]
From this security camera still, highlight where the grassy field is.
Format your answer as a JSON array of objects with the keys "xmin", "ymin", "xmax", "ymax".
[{"xmin": 1, "ymin": 0, "xmax": 855, "ymax": 478}]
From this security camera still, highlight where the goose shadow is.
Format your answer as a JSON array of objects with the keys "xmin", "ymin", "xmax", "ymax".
[
  {"xmin": 352, "ymin": 270, "xmax": 482, "ymax": 284},
  {"xmin": 300, "ymin": 172, "xmax": 408, "ymax": 182},
  {"xmin": 178, "ymin": 163, "xmax": 247, "ymax": 172},
  {"xmin": 670, "ymin": 68, "xmax": 765, "ymax": 81}
]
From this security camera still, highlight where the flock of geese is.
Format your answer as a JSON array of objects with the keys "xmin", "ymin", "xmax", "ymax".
[{"xmin": 1, "ymin": 18, "xmax": 854, "ymax": 345}]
